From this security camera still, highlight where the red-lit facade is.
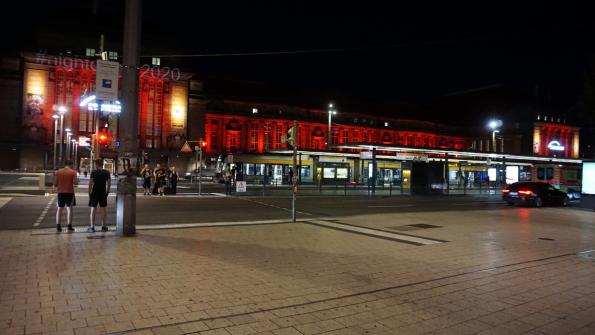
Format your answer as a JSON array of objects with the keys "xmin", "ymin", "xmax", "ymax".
[
  {"xmin": 532, "ymin": 121, "xmax": 580, "ymax": 158},
  {"xmin": 202, "ymin": 111, "xmax": 466, "ymax": 155},
  {"xmin": 20, "ymin": 53, "xmax": 192, "ymax": 156}
]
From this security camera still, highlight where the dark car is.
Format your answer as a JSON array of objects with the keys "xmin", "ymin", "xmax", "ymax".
[{"xmin": 502, "ymin": 182, "xmax": 569, "ymax": 207}]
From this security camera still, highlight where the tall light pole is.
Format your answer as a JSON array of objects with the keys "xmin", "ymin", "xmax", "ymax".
[
  {"xmin": 65, "ymin": 129, "xmax": 72, "ymax": 162},
  {"xmin": 72, "ymin": 139, "xmax": 78, "ymax": 169},
  {"xmin": 327, "ymin": 103, "xmax": 337, "ymax": 149},
  {"xmin": 488, "ymin": 120, "xmax": 502, "ymax": 152},
  {"xmin": 52, "ymin": 115, "xmax": 59, "ymax": 169},
  {"xmin": 57, "ymin": 106, "xmax": 67, "ymax": 166}
]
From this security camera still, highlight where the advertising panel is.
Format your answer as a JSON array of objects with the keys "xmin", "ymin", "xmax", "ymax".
[
  {"xmin": 582, "ymin": 162, "xmax": 595, "ymax": 195},
  {"xmin": 488, "ymin": 168, "xmax": 497, "ymax": 182},
  {"xmin": 505, "ymin": 166, "xmax": 519, "ymax": 184}
]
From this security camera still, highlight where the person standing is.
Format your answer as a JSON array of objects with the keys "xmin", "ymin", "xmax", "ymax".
[
  {"xmin": 54, "ymin": 160, "xmax": 77, "ymax": 233},
  {"xmin": 169, "ymin": 166, "xmax": 178, "ymax": 195},
  {"xmin": 154, "ymin": 163, "xmax": 166, "ymax": 196},
  {"xmin": 224, "ymin": 169, "xmax": 232, "ymax": 195},
  {"xmin": 140, "ymin": 163, "xmax": 153, "ymax": 196},
  {"xmin": 288, "ymin": 168, "xmax": 294, "ymax": 185},
  {"xmin": 87, "ymin": 159, "xmax": 111, "ymax": 232}
]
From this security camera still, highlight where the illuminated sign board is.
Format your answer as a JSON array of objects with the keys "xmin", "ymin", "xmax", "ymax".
[
  {"xmin": 95, "ymin": 60, "xmax": 119, "ymax": 101},
  {"xmin": 170, "ymin": 85, "xmax": 187, "ymax": 129},
  {"xmin": 79, "ymin": 95, "xmax": 121, "ymax": 113},
  {"xmin": 547, "ymin": 140, "xmax": 565, "ymax": 151},
  {"xmin": 488, "ymin": 168, "xmax": 497, "ymax": 181},
  {"xmin": 505, "ymin": 166, "xmax": 519, "ymax": 184},
  {"xmin": 582, "ymin": 162, "xmax": 595, "ymax": 195},
  {"xmin": 78, "ymin": 136, "xmax": 91, "ymax": 146}
]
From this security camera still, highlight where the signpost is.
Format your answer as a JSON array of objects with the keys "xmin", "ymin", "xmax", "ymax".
[
  {"xmin": 288, "ymin": 121, "xmax": 298, "ymax": 222},
  {"xmin": 194, "ymin": 145, "xmax": 203, "ymax": 196},
  {"xmin": 182, "ymin": 140, "xmax": 205, "ymax": 195},
  {"xmin": 95, "ymin": 60, "xmax": 120, "ymax": 101},
  {"xmin": 236, "ymin": 181, "xmax": 247, "ymax": 193},
  {"xmin": 180, "ymin": 141, "xmax": 192, "ymax": 153}
]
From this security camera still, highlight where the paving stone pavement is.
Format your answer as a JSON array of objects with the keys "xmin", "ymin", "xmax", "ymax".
[{"xmin": 0, "ymin": 207, "xmax": 594, "ymax": 335}]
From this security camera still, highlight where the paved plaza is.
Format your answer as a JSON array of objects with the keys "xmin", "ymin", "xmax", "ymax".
[{"xmin": 0, "ymin": 195, "xmax": 594, "ymax": 335}]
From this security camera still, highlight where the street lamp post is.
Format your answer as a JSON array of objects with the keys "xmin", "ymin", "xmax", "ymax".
[
  {"xmin": 72, "ymin": 139, "xmax": 78, "ymax": 169},
  {"xmin": 52, "ymin": 115, "xmax": 59, "ymax": 169},
  {"xmin": 488, "ymin": 120, "xmax": 502, "ymax": 153},
  {"xmin": 65, "ymin": 129, "xmax": 72, "ymax": 162},
  {"xmin": 327, "ymin": 103, "xmax": 337, "ymax": 149},
  {"xmin": 57, "ymin": 106, "xmax": 67, "ymax": 166}
]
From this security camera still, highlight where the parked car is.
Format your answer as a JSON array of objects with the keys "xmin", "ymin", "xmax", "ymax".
[
  {"xmin": 566, "ymin": 188, "xmax": 581, "ymax": 201},
  {"xmin": 502, "ymin": 182, "xmax": 569, "ymax": 207}
]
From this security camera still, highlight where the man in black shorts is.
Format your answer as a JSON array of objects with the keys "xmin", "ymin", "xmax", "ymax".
[{"xmin": 87, "ymin": 159, "xmax": 111, "ymax": 232}]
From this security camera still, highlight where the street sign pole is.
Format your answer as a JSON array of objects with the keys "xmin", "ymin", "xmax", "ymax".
[
  {"xmin": 292, "ymin": 120, "xmax": 298, "ymax": 223},
  {"xmin": 194, "ymin": 147, "xmax": 198, "ymax": 187},
  {"xmin": 199, "ymin": 149, "xmax": 203, "ymax": 196},
  {"xmin": 116, "ymin": 0, "xmax": 142, "ymax": 236}
]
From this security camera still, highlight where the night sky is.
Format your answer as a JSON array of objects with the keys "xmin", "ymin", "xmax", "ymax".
[{"xmin": 3, "ymin": 1, "xmax": 595, "ymax": 117}]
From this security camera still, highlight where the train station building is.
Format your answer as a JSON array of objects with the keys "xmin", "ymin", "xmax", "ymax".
[{"xmin": 0, "ymin": 52, "xmax": 584, "ymax": 193}]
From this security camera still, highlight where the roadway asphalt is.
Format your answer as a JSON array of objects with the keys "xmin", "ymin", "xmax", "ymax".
[{"xmin": 0, "ymin": 189, "xmax": 580, "ymax": 230}]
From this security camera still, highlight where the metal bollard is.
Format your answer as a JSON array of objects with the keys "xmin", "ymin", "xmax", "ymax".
[{"xmin": 116, "ymin": 172, "xmax": 136, "ymax": 236}]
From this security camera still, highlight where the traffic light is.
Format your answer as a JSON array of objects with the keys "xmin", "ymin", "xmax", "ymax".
[
  {"xmin": 98, "ymin": 132, "xmax": 108, "ymax": 144},
  {"xmin": 287, "ymin": 127, "xmax": 296, "ymax": 148}
]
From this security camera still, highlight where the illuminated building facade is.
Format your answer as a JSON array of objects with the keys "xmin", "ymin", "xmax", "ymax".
[
  {"xmin": 200, "ymin": 107, "xmax": 467, "ymax": 155},
  {"xmin": 532, "ymin": 119, "xmax": 580, "ymax": 158},
  {"xmin": 17, "ymin": 53, "xmax": 192, "ymax": 169},
  {"xmin": 2, "ymin": 53, "xmax": 583, "ymax": 175}
]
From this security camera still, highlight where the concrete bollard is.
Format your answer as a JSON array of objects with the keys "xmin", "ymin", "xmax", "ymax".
[{"xmin": 116, "ymin": 172, "xmax": 136, "ymax": 236}]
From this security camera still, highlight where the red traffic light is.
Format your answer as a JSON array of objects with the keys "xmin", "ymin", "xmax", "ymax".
[{"xmin": 98, "ymin": 133, "xmax": 108, "ymax": 143}]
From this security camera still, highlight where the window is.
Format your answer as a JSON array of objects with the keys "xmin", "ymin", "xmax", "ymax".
[
  {"xmin": 255, "ymin": 164, "xmax": 265, "ymax": 176},
  {"xmin": 246, "ymin": 164, "xmax": 255, "ymax": 175},
  {"xmin": 151, "ymin": 57, "xmax": 161, "ymax": 66},
  {"xmin": 274, "ymin": 125, "xmax": 283, "ymax": 149},
  {"xmin": 336, "ymin": 168, "xmax": 349, "ymax": 179},
  {"xmin": 249, "ymin": 123, "xmax": 258, "ymax": 151},
  {"xmin": 226, "ymin": 131, "xmax": 240, "ymax": 151},
  {"xmin": 85, "ymin": 48, "xmax": 95, "ymax": 57},
  {"xmin": 332, "ymin": 130, "xmax": 339, "ymax": 145},
  {"xmin": 537, "ymin": 167, "xmax": 555, "ymax": 180},
  {"xmin": 323, "ymin": 167, "xmax": 336, "ymax": 178},
  {"xmin": 263, "ymin": 124, "xmax": 272, "ymax": 150},
  {"xmin": 300, "ymin": 166, "xmax": 310, "ymax": 177},
  {"xmin": 546, "ymin": 167, "xmax": 554, "ymax": 180},
  {"xmin": 108, "ymin": 51, "xmax": 118, "ymax": 60}
]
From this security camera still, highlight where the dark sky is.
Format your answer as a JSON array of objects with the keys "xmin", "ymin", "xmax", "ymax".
[{"xmin": 3, "ymin": 1, "xmax": 595, "ymax": 111}]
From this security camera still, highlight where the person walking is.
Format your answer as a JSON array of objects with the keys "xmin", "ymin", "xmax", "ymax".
[
  {"xmin": 54, "ymin": 160, "xmax": 77, "ymax": 233},
  {"xmin": 154, "ymin": 163, "xmax": 166, "ymax": 196},
  {"xmin": 168, "ymin": 166, "xmax": 178, "ymax": 195},
  {"xmin": 87, "ymin": 159, "xmax": 111, "ymax": 233},
  {"xmin": 140, "ymin": 163, "xmax": 153, "ymax": 196}
]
